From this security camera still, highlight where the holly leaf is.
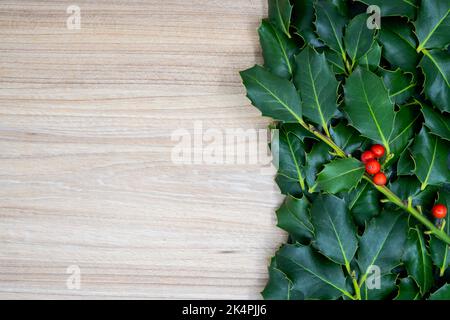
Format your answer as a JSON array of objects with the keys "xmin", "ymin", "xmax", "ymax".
[
  {"xmin": 358, "ymin": 41, "xmax": 381, "ymax": 71},
  {"xmin": 259, "ymin": 20, "xmax": 298, "ymax": 79},
  {"xmin": 356, "ymin": 0, "xmax": 417, "ymax": 19},
  {"xmin": 344, "ymin": 67, "xmax": 395, "ymax": 150},
  {"xmin": 273, "ymin": 124, "xmax": 306, "ymax": 195},
  {"xmin": 276, "ymin": 195, "xmax": 314, "ymax": 243},
  {"xmin": 314, "ymin": 0, "xmax": 346, "ymax": 57},
  {"xmin": 315, "ymin": 158, "xmax": 365, "ymax": 193},
  {"xmin": 360, "ymin": 274, "xmax": 398, "ymax": 300},
  {"xmin": 389, "ymin": 105, "xmax": 421, "ymax": 161},
  {"xmin": 325, "ymin": 49, "xmax": 346, "ymax": 74},
  {"xmin": 268, "ymin": 0, "xmax": 293, "ymax": 38},
  {"xmin": 411, "ymin": 128, "xmax": 450, "ymax": 190},
  {"xmin": 294, "ymin": 47, "xmax": 339, "ymax": 131},
  {"xmin": 346, "ymin": 181, "xmax": 381, "ymax": 228},
  {"xmin": 430, "ymin": 190, "xmax": 450, "ymax": 276},
  {"xmin": 429, "ymin": 284, "xmax": 450, "ymax": 300},
  {"xmin": 275, "ymin": 244, "xmax": 352, "ymax": 300},
  {"xmin": 304, "ymin": 141, "xmax": 332, "ymax": 188},
  {"xmin": 380, "ymin": 69, "xmax": 416, "ymax": 104},
  {"xmin": 403, "ymin": 227, "xmax": 433, "ymax": 295},
  {"xmin": 395, "ymin": 277, "xmax": 421, "ymax": 300},
  {"xmin": 397, "ymin": 148, "xmax": 415, "ymax": 176},
  {"xmin": 240, "ymin": 65, "xmax": 302, "ymax": 122},
  {"xmin": 422, "ymin": 103, "xmax": 450, "ymax": 142},
  {"xmin": 419, "ymin": 49, "xmax": 450, "ymax": 113},
  {"xmin": 389, "ymin": 176, "xmax": 439, "ymax": 209},
  {"xmin": 310, "ymin": 194, "xmax": 358, "ymax": 266},
  {"xmin": 344, "ymin": 13, "xmax": 375, "ymax": 65},
  {"xmin": 262, "ymin": 258, "xmax": 303, "ymax": 300},
  {"xmin": 358, "ymin": 210, "xmax": 408, "ymax": 285},
  {"xmin": 377, "ymin": 19, "xmax": 418, "ymax": 73},
  {"xmin": 415, "ymin": 0, "xmax": 450, "ymax": 51},
  {"xmin": 330, "ymin": 122, "xmax": 366, "ymax": 155},
  {"xmin": 291, "ymin": 0, "xmax": 323, "ymax": 47}
]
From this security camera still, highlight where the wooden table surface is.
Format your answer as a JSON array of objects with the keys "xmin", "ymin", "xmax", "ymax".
[{"xmin": 0, "ymin": 0, "xmax": 286, "ymax": 299}]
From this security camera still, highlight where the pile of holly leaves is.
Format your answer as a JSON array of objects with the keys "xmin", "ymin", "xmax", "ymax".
[{"xmin": 240, "ymin": 0, "xmax": 450, "ymax": 300}]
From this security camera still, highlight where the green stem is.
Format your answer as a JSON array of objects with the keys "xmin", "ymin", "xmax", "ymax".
[{"xmin": 345, "ymin": 262, "xmax": 361, "ymax": 300}]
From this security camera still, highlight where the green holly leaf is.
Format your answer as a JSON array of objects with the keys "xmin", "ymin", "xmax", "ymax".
[
  {"xmin": 315, "ymin": 158, "xmax": 365, "ymax": 193},
  {"xmin": 268, "ymin": 0, "xmax": 293, "ymax": 38},
  {"xmin": 415, "ymin": 0, "xmax": 450, "ymax": 51},
  {"xmin": 344, "ymin": 67, "xmax": 395, "ymax": 151},
  {"xmin": 304, "ymin": 141, "xmax": 332, "ymax": 188},
  {"xmin": 380, "ymin": 69, "xmax": 416, "ymax": 104},
  {"xmin": 403, "ymin": 227, "xmax": 433, "ymax": 295},
  {"xmin": 291, "ymin": 0, "xmax": 323, "ymax": 47},
  {"xmin": 356, "ymin": 0, "xmax": 417, "ymax": 19},
  {"xmin": 361, "ymin": 274, "xmax": 398, "ymax": 300},
  {"xmin": 419, "ymin": 49, "xmax": 450, "ymax": 113},
  {"xmin": 259, "ymin": 20, "xmax": 298, "ymax": 79},
  {"xmin": 395, "ymin": 277, "xmax": 421, "ymax": 300},
  {"xmin": 262, "ymin": 258, "xmax": 304, "ymax": 300},
  {"xmin": 314, "ymin": 0, "xmax": 346, "ymax": 58},
  {"xmin": 378, "ymin": 20, "xmax": 418, "ymax": 73},
  {"xmin": 411, "ymin": 128, "xmax": 450, "ymax": 190},
  {"xmin": 325, "ymin": 49, "xmax": 346, "ymax": 74},
  {"xmin": 389, "ymin": 176, "xmax": 439, "ymax": 209},
  {"xmin": 294, "ymin": 47, "xmax": 339, "ymax": 132},
  {"xmin": 344, "ymin": 14, "xmax": 375, "ymax": 65},
  {"xmin": 422, "ymin": 103, "xmax": 450, "ymax": 142},
  {"xmin": 330, "ymin": 122, "xmax": 366, "ymax": 155},
  {"xmin": 273, "ymin": 125, "xmax": 306, "ymax": 195},
  {"xmin": 275, "ymin": 244, "xmax": 352, "ymax": 300},
  {"xmin": 389, "ymin": 105, "xmax": 421, "ymax": 161},
  {"xmin": 358, "ymin": 210, "xmax": 408, "ymax": 285},
  {"xmin": 429, "ymin": 284, "xmax": 450, "ymax": 300},
  {"xmin": 358, "ymin": 41, "xmax": 381, "ymax": 71},
  {"xmin": 310, "ymin": 194, "xmax": 358, "ymax": 266},
  {"xmin": 430, "ymin": 190, "xmax": 450, "ymax": 276},
  {"xmin": 276, "ymin": 195, "xmax": 314, "ymax": 243},
  {"xmin": 240, "ymin": 65, "xmax": 302, "ymax": 122},
  {"xmin": 346, "ymin": 181, "xmax": 381, "ymax": 228},
  {"xmin": 397, "ymin": 148, "xmax": 415, "ymax": 176}
]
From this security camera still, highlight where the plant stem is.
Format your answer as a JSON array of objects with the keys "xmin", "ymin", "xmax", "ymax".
[{"xmin": 345, "ymin": 262, "xmax": 361, "ymax": 300}]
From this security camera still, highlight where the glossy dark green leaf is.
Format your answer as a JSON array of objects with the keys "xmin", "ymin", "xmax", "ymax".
[
  {"xmin": 344, "ymin": 14, "xmax": 375, "ymax": 65},
  {"xmin": 294, "ymin": 47, "xmax": 338, "ymax": 131},
  {"xmin": 419, "ymin": 49, "xmax": 450, "ymax": 113},
  {"xmin": 311, "ymin": 194, "xmax": 358, "ymax": 266},
  {"xmin": 380, "ymin": 69, "xmax": 416, "ymax": 104},
  {"xmin": 268, "ymin": 0, "xmax": 293, "ymax": 38},
  {"xmin": 304, "ymin": 141, "xmax": 332, "ymax": 188},
  {"xmin": 262, "ymin": 258, "xmax": 303, "ymax": 300},
  {"xmin": 344, "ymin": 67, "xmax": 395, "ymax": 151},
  {"xmin": 240, "ymin": 65, "xmax": 302, "ymax": 122},
  {"xmin": 411, "ymin": 128, "xmax": 450, "ymax": 190},
  {"xmin": 430, "ymin": 190, "xmax": 450, "ymax": 276},
  {"xmin": 397, "ymin": 148, "xmax": 415, "ymax": 176},
  {"xmin": 358, "ymin": 41, "xmax": 381, "ymax": 71},
  {"xmin": 403, "ymin": 227, "xmax": 433, "ymax": 294},
  {"xmin": 291, "ymin": 0, "xmax": 323, "ymax": 47},
  {"xmin": 346, "ymin": 181, "xmax": 381, "ymax": 227},
  {"xmin": 259, "ymin": 20, "xmax": 298, "ymax": 79},
  {"xmin": 361, "ymin": 273, "xmax": 397, "ymax": 300},
  {"xmin": 275, "ymin": 244, "xmax": 352, "ymax": 299},
  {"xmin": 378, "ymin": 20, "xmax": 418, "ymax": 73},
  {"xmin": 422, "ymin": 103, "xmax": 450, "ymax": 142},
  {"xmin": 389, "ymin": 176, "xmax": 438, "ymax": 209},
  {"xmin": 358, "ymin": 210, "xmax": 408, "ymax": 285},
  {"xmin": 357, "ymin": 0, "xmax": 417, "ymax": 19},
  {"xmin": 429, "ymin": 284, "xmax": 450, "ymax": 300},
  {"xmin": 389, "ymin": 106, "xmax": 421, "ymax": 161},
  {"xmin": 276, "ymin": 195, "xmax": 314, "ymax": 243},
  {"xmin": 415, "ymin": 0, "xmax": 450, "ymax": 51},
  {"xmin": 315, "ymin": 158, "xmax": 365, "ymax": 193},
  {"xmin": 395, "ymin": 277, "xmax": 421, "ymax": 300},
  {"xmin": 325, "ymin": 49, "xmax": 346, "ymax": 74},
  {"xmin": 314, "ymin": 0, "xmax": 347, "ymax": 57},
  {"xmin": 330, "ymin": 122, "xmax": 366, "ymax": 155}
]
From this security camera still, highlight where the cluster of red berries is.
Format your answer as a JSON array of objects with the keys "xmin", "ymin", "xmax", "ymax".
[{"xmin": 361, "ymin": 144, "xmax": 387, "ymax": 186}]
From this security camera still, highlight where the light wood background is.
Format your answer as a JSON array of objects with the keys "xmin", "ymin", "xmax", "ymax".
[{"xmin": 0, "ymin": 0, "xmax": 286, "ymax": 299}]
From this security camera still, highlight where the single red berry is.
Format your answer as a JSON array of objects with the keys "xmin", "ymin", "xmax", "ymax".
[
  {"xmin": 432, "ymin": 204, "xmax": 448, "ymax": 219},
  {"xmin": 365, "ymin": 159, "xmax": 381, "ymax": 175},
  {"xmin": 373, "ymin": 172, "xmax": 387, "ymax": 185},
  {"xmin": 361, "ymin": 150, "xmax": 376, "ymax": 163},
  {"xmin": 371, "ymin": 144, "xmax": 385, "ymax": 158}
]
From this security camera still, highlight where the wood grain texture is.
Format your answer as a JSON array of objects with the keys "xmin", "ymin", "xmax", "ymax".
[{"xmin": 0, "ymin": 0, "xmax": 286, "ymax": 299}]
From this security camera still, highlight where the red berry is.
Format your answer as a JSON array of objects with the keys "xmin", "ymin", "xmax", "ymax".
[
  {"xmin": 361, "ymin": 151, "xmax": 376, "ymax": 163},
  {"xmin": 373, "ymin": 172, "xmax": 387, "ymax": 185},
  {"xmin": 371, "ymin": 144, "xmax": 385, "ymax": 158},
  {"xmin": 365, "ymin": 160, "xmax": 381, "ymax": 175},
  {"xmin": 432, "ymin": 204, "xmax": 448, "ymax": 219}
]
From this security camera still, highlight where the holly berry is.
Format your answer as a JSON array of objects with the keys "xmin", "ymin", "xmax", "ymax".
[
  {"xmin": 365, "ymin": 159, "xmax": 381, "ymax": 175},
  {"xmin": 371, "ymin": 144, "xmax": 385, "ymax": 158},
  {"xmin": 432, "ymin": 204, "xmax": 448, "ymax": 219},
  {"xmin": 361, "ymin": 150, "xmax": 375, "ymax": 163},
  {"xmin": 373, "ymin": 172, "xmax": 387, "ymax": 186}
]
